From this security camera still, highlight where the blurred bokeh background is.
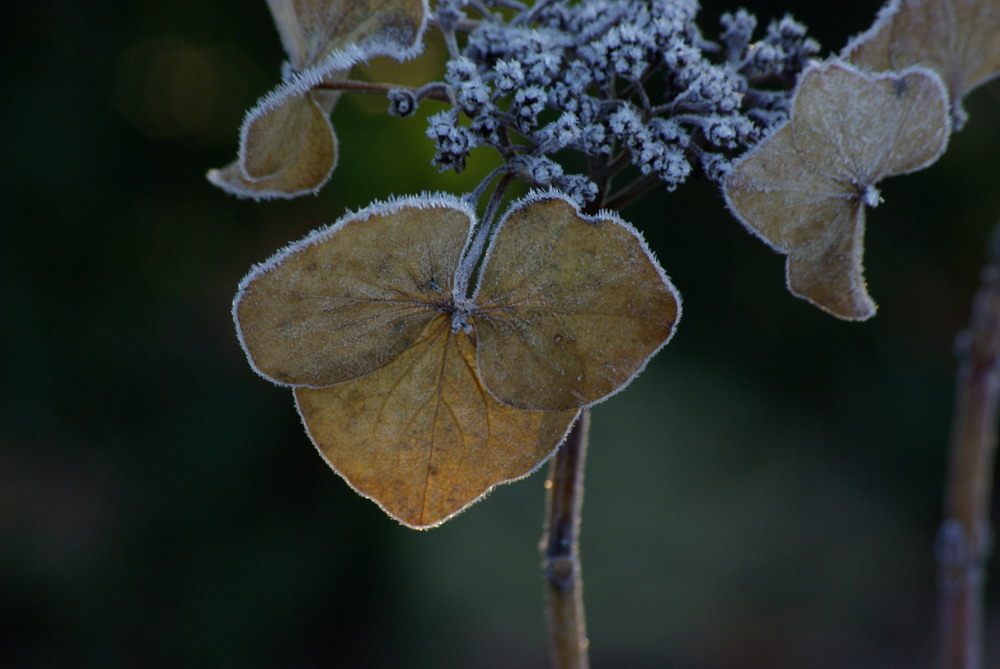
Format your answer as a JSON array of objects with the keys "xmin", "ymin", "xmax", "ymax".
[{"xmin": 3, "ymin": 1, "xmax": 999, "ymax": 667}]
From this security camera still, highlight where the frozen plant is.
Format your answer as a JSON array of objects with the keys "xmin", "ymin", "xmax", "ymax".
[{"xmin": 208, "ymin": 0, "xmax": 1000, "ymax": 667}]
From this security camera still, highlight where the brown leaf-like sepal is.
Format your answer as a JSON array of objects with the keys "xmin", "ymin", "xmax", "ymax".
[
  {"xmin": 724, "ymin": 60, "xmax": 950, "ymax": 320},
  {"xmin": 474, "ymin": 194, "xmax": 681, "ymax": 411},
  {"xmin": 843, "ymin": 0, "xmax": 1000, "ymax": 125},
  {"xmin": 233, "ymin": 192, "xmax": 681, "ymax": 526},
  {"xmin": 208, "ymin": 0, "xmax": 428, "ymax": 199},
  {"xmin": 295, "ymin": 322, "xmax": 578, "ymax": 528}
]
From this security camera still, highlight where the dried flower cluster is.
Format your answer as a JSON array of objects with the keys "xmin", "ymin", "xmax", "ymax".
[{"xmin": 409, "ymin": 0, "xmax": 819, "ymax": 203}]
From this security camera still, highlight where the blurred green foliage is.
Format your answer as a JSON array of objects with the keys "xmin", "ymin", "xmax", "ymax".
[{"xmin": 2, "ymin": 1, "xmax": 998, "ymax": 667}]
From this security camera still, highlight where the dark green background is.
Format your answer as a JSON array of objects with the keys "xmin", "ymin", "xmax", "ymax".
[{"xmin": 3, "ymin": 1, "xmax": 999, "ymax": 667}]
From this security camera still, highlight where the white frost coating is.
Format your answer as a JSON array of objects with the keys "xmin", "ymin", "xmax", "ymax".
[
  {"xmin": 232, "ymin": 191, "xmax": 478, "ymax": 387},
  {"xmin": 253, "ymin": 0, "xmax": 430, "ymax": 123},
  {"xmin": 205, "ymin": 106, "xmax": 339, "ymax": 201},
  {"xmin": 839, "ymin": 0, "xmax": 901, "ymax": 64},
  {"xmin": 294, "ymin": 387, "xmax": 582, "ymax": 529},
  {"xmin": 473, "ymin": 187, "xmax": 683, "ymax": 411},
  {"xmin": 723, "ymin": 58, "xmax": 951, "ymax": 256},
  {"xmin": 214, "ymin": 0, "xmax": 431, "ymax": 198}
]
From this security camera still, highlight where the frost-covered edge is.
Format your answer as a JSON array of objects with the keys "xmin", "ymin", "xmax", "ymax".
[
  {"xmin": 294, "ymin": 386, "xmax": 581, "ymax": 529},
  {"xmin": 232, "ymin": 192, "xmax": 478, "ymax": 387},
  {"xmin": 839, "ymin": 0, "xmax": 900, "ymax": 65},
  {"xmin": 839, "ymin": 0, "xmax": 1000, "ymax": 124},
  {"xmin": 722, "ymin": 58, "xmax": 951, "ymax": 321},
  {"xmin": 472, "ymin": 187, "xmax": 683, "ymax": 412},
  {"xmin": 723, "ymin": 58, "xmax": 951, "ymax": 255},
  {"xmin": 209, "ymin": 0, "xmax": 430, "ymax": 200}
]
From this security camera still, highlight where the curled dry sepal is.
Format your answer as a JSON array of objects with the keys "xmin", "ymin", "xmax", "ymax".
[
  {"xmin": 232, "ymin": 192, "xmax": 681, "ymax": 528},
  {"xmin": 842, "ymin": 0, "xmax": 1000, "ymax": 128},
  {"xmin": 206, "ymin": 0, "xmax": 428, "ymax": 200},
  {"xmin": 723, "ymin": 0, "xmax": 1000, "ymax": 321},
  {"xmin": 723, "ymin": 59, "xmax": 951, "ymax": 321}
]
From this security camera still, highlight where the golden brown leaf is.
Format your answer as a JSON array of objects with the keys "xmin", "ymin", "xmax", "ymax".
[
  {"xmin": 724, "ymin": 60, "xmax": 950, "ymax": 320},
  {"xmin": 474, "ymin": 195, "xmax": 681, "ymax": 411},
  {"xmin": 235, "ymin": 197, "xmax": 471, "ymax": 387},
  {"xmin": 267, "ymin": 0, "xmax": 428, "ymax": 71},
  {"xmin": 207, "ymin": 90, "xmax": 340, "ymax": 200},
  {"xmin": 295, "ymin": 319, "xmax": 578, "ymax": 528},
  {"xmin": 843, "ymin": 0, "xmax": 1000, "ymax": 125},
  {"xmin": 233, "ymin": 192, "xmax": 680, "ymax": 526}
]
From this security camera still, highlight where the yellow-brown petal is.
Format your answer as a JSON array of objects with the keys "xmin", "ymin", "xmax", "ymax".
[
  {"xmin": 234, "ymin": 197, "xmax": 472, "ymax": 386},
  {"xmin": 724, "ymin": 60, "xmax": 949, "ymax": 320},
  {"xmin": 843, "ymin": 0, "xmax": 1000, "ymax": 125},
  {"xmin": 207, "ymin": 92, "xmax": 338, "ymax": 199},
  {"xmin": 295, "ymin": 317, "xmax": 578, "ymax": 528},
  {"xmin": 473, "ymin": 194, "xmax": 680, "ymax": 411},
  {"xmin": 267, "ymin": 0, "xmax": 429, "ymax": 70}
]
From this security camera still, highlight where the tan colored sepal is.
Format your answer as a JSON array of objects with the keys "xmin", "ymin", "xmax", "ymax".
[
  {"xmin": 724, "ymin": 60, "xmax": 950, "ymax": 321},
  {"xmin": 233, "ymin": 193, "xmax": 680, "ymax": 527},
  {"xmin": 208, "ymin": 0, "xmax": 429, "ymax": 199},
  {"xmin": 475, "ymin": 196, "xmax": 681, "ymax": 411},
  {"xmin": 295, "ymin": 319, "xmax": 578, "ymax": 529},
  {"xmin": 235, "ymin": 199, "xmax": 471, "ymax": 386},
  {"xmin": 266, "ymin": 0, "xmax": 429, "ymax": 72},
  {"xmin": 843, "ymin": 0, "xmax": 1000, "ymax": 125},
  {"xmin": 207, "ymin": 92, "xmax": 338, "ymax": 200}
]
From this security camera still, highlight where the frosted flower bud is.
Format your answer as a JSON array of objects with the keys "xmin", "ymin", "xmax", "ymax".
[
  {"xmin": 613, "ymin": 44, "xmax": 648, "ymax": 80},
  {"xmin": 720, "ymin": 10, "xmax": 757, "ymax": 59},
  {"xmin": 656, "ymin": 147, "xmax": 692, "ymax": 189},
  {"xmin": 537, "ymin": 112, "xmax": 580, "ymax": 152},
  {"xmin": 426, "ymin": 109, "xmax": 474, "ymax": 172},
  {"xmin": 446, "ymin": 57, "xmax": 479, "ymax": 85},
  {"xmin": 700, "ymin": 151, "xmax": 732, "ymax": 182},
  {"xmin": 608, "ymin": 104, "xmax": 643, "ymax": 137},
  {"xmin": 578, "ymin": 120, "xmax": 611, "ymax": 155},
  {"xmin": 704, "ymin": 116, "xmax": 739, "ymax": 148},
  {"xmin": 648, "ymin": 118, "xmax": 688, "ymax": 146},
  {"xmin": 387, "ymin": 88, "xmax": 418, "ymax": 118},
  {"xmin": 457, "ymin": 80, "xmax": 491, "ymax": 116},
  {"xmin": 770, "ymin": 14, "xmax": 808, "ymax": 41},
  {"xmin": 470, "ymin": 112, "xmax": 500, "ymax": 144},
  {"xmin": 525, "ymin": 50, "xmax": 562, "ymax": 83},
  {"xmin": 494, "ymin": 60, "xmax": 525, "ymax": 94},
  {"xmin": 510, "ymin": 155, "xmax": 564, "ymax": 186},
  {"xmin": 554, "ymin": 174, "xmax": 599, "ymax": 206},
  {"xmin": 512, "ymin": 85, "xmax": 548, "ymax": 127}
]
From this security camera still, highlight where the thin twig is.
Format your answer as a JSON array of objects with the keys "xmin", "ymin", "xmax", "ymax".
[
  {"xmin": 514, "ymin": 0, "xmax": 555, "ymax": 25},
  {"xmin": 604, "ymin": 172, "xmax": 662, "ymax": 212},
  {"xmin": 541, "ymin": 410, "xmax": 591, "ymax": 669},
  {"xmin": 454, "ymin": 173, "xmax": 513, "ymax": 299},
  {"xmin": 311, "ymin": 79, "xmax": 451, "ymax": 103},
  {"xmin": 937, "ymin": 219, "xmax": 1000, "ymax": 669}
]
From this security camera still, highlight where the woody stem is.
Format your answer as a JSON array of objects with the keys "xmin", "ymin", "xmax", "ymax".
[
  {"xmin": 541, "ymin": 409, "xmax": 591, "ymax": 669},
  {"xmin": 311, "ymin": 79, "xmax": 451, "ymax": 103},
  {"xmin": 938, "ymin": 220, "xmax": 1000, "ymax": 669}
]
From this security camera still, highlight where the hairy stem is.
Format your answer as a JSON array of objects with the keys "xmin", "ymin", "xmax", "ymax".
[
  {"xmin": 938, "ymin": 222, "xmax": 1000, "ymax": 669},
  {"xmin": 541, "ymin": 410, "xmax": 591, "ymax": 669},
  {"xmin": 312, "ymin": 79, "xmax": 450, "ymax": 103}
]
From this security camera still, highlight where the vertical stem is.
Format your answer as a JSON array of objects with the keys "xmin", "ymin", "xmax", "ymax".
[
  {"xmin": 938, "ymin": 222, "xmax": 1000, "ymax": 669},
  {"xmin": 541, "ymin": 410, "xmax": 591, "ymax": 669}
]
